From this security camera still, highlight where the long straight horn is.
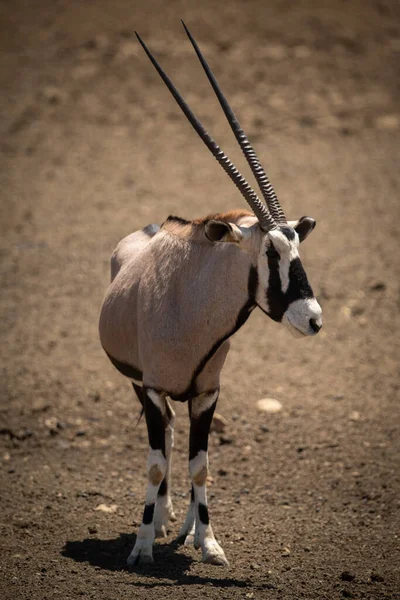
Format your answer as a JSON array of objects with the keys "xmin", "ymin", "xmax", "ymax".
[
  {"xmin": 182, "ymin": 21, "xmax": 286, "ymax": 224},
  {"xmin": 135, "ymin": 32, "xmax": 276, "ymax": 231}
]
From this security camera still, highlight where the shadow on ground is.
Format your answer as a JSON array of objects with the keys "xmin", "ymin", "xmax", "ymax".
[{"xmin": 62, "ymin": 534, "xmax": 259, "ymax": 589}]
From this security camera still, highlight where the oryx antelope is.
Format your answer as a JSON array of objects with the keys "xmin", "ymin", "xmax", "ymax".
[{"xmin": 99, "ymin": 23, "xmax": 322, "ymax": 567}]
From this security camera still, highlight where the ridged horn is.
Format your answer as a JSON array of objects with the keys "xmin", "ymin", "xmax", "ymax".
[
  {"xmin": 182, "ymin": 21, "xmax": 287, "ymax": 224},
  {"xmin": 135, "ymin": 31, "xmax": 276, "ymax": 232}
]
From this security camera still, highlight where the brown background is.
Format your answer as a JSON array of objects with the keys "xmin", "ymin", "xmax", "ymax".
[{"xmin": 1, "ymin": 1, "xmax": 399, "ymax": 598}]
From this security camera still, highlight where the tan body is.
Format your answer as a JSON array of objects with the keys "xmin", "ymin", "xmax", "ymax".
[{"xmin": 99, "ymin": 212, "xmax": 259, "ymax": 399}]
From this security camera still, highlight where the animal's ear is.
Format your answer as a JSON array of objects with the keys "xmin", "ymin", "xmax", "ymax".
[
  {"xmin": 204, "ymin": 219, "xmax": 244, "ymax": 243},
  {"xmin": 288, "ymin": 216, "xmax": 316, "ymax": 243}
]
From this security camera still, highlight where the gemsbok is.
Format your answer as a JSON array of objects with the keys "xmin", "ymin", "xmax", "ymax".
[{"xmin": 99, "ymin": 22, "xmax": 323, "ymax": 567}]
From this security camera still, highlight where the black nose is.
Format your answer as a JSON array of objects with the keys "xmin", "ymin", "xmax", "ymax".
[{"xmin": 309, "ymin": 318, "xmax": 321, "ymax": 333}]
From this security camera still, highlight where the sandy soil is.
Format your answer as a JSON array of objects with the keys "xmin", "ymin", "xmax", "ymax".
[{"xmin": 1, "ymin": 1, "xmax": 400, "ymax": 598}]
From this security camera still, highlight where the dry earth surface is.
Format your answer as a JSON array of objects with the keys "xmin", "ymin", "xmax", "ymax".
[{"xmin": 1, "ymin": 1, "xmax": 400, "ymax": 599}]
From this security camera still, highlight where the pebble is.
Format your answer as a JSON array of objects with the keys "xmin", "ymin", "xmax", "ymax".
[
  {"xmin": 257, "ymin": 398, "xmax": 283, "ymax": 413},
  {"xmin": 369, "ymin": 281, "xmax": 386, "ymax": 291},
  {"xmin": 95, "ymin": 503, "xmax": 118, "ymax": 513},
  {"xmin": 281, "ymin": 547, "xmax": 291, "ymax": 556},
  {"xmin": 293, "ymin": 45, "xmax": 311, "ymax": 59},
  {"xmin": 376, "ymin": 114, "xmax": 399, "ymax": 129},
  {"xmin": 211, "ymin": 413, "xmax": 228, "ymax": 433},
  {"xmin": 349, "ymin": 411, "xmax": 361, "ymax": 422},
  {"xmin": 219, "ymin": 435, "xmax": 233, "ymax": 445},
  {"xmin": 41, "ymin": 86, "xmax": 66, "ymax": 105},
  {"xmin": 88, "ymin": 526, "xmax": 98, "ymax": 534},
  {"xmin": 370, "ymin": 571, "xmax": 384, "ymax": 582},
  {"xmin": 341, "ymin": 571, "xmax": 356, "ymax": 582},
  {"xmin": 261, "ymin": 44, "xmax": 287, "ymax": 60}
]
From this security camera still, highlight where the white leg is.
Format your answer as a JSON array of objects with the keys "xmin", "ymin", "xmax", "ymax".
[
  {"xmin": 178, "ymin": 487, "xmax": 195, "ymax": 545},
  {"xmin": 127, "ymin": 389, "xmax": 167, "ymax": 566},
  {"xmin": 188, "ymin": 392, "xmax": 229, "ymax": 566}
]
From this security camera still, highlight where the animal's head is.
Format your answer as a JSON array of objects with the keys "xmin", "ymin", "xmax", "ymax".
[
  {"xmin": 204, "ymin": 214, "xmax": 322, "ymax": 337},
  {"xmin": 137, "ymin": 22, "xmax": 322, "ymax": 336}
]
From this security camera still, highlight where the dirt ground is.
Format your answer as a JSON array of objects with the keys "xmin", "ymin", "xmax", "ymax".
[{"xmin": 1, "ymin": 1, "xmax": 400, "ymax": 598}]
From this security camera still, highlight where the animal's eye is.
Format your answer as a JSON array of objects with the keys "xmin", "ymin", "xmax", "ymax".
[{"xmin": 266, "ymin": 247, "xmax": 279, "ymax": 260}]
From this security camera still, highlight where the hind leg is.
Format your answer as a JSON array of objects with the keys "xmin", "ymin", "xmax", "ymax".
[{"xmin": 154, "ymin": 398, "xmax": 177, "ymax": 537}]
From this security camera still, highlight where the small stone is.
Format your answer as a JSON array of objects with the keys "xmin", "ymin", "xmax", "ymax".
[
  {"xmin": 8, "ymin": 467, "xmax": 15, "ymax": 473},
  {"xmin": 41, "ymin": 86, "xmax": 66, "ymax": 105},
  {"xmin": 88, "ymin": 526, "xmax": 98, "ymax": 534},
  {"xmin": 341, "ymin": 571, "xmax": 356, "ymax": 582},
  {"xmin": 211, "ymin": 413, "xmax": 228, "ymax": 433},
  {"xmin": 95, "ymin": 503, "xmax": 118, "ymax": 513},
  {"xmin": 281, "ymin": 547, "xmax": 291, "ymax": 556},
  {"xmin": 349, "ymin": 411, "xmax": 361, "ymax": 422},
  {"xmin": 293, "ymin": 45, "xmax": 311, "ymax": 59},
  {"xmin": 219, "ymin": 435, "xmax": 233, "ymax": 445},
  {"xmin": 259, "ymin": 424, "xmax": 270, "ymax": 432},
  {"xmin": 32, "ymin": 398, "xmax": 50, "ymax": 412},
  {"xmin": 369, "ymin": 281, "xmax": 386, "ymax": 291},
  {"xmin": 331, "ymin": 394, "xmax": 344, "ymax": 401},
  {"xmin": 370, "ymin": 571, "xmax": 384, "ymax": 582},
  {"xmin": 376, "ymin": 114, "xmax": 399, "ymax": 129},
  {"xmin": 257, "ymin": 398, "xmax": 282, "ymax": 413},
  {"xmin": 250, "ymin": 562, "xmax": 260, "ymax": 570},
  {"xmin": 262, "ymin": 44, "xmax": 287, "ymax": 60}
]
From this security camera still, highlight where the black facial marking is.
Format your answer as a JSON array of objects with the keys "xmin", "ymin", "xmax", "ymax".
[
  {"xmin": 198, "ymin": 503, "xmax": 210, "ymax": 525},
  {"xmin": 279, "ymin": 226, "xmax": 295, "ymax": 241},
  {"xmin": 189, "ymin": 396, "xmax": 218, "ymax": 460},
  {"xmin": 142, "ymin": 503, "xmax": 155, "ymax": 525},
  {"xmin": 105, "ymin": 351, "xmax": 143, "ymax": 381},
  {"xmin": 287, "ymin": 258, "xmax": 314, "ymax": 303},
  {"xmin": 265, "ymin": 256, "xmax": 314, "ymax": 322},
  {"xmin": 191, "ymin": 485, "xmax": 195, "ymax": 503},
  {"xmin": 170, "ymin": 265, "xmax": 258, "ymax": 401},
  {"xmin": 143, "ymin": 389, "xmax": 166, "ymax": 456},
  {"xmin": 158, "ymin": 478, "xmax": 167, "ymax": 497}
]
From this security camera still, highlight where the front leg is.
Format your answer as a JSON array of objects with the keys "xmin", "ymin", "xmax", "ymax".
[
  {"xmin": 127, "ymin": 388, "xmax": 167, "ymax": 566},
  {"xmin": 187, "ymin": 390, "xmax": 229, "ymax": 566}
]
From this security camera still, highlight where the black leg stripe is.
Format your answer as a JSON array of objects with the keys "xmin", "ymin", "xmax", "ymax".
[
  {"xmin": 143, "ymin": 389, "xmax": 166, "ymax": 456},
  {"xmin": 198, "ymin": 503, "xmax": 209, "ymax": 525},
  {"xmin": 142, "ymin": 503, "xmax": 155, "ymax": 525},
  {"xmin": 158, "ymin": 478, "xmax": 167, "ymax": 497},
  {"xmin": 189, "ymin": 401, "xmax": 217, "ymax": 461}
]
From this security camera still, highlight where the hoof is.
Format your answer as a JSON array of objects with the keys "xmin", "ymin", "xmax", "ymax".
[
  {"xmin": 202, "ymin": 543, "xmax": 229, "ymax": 567},
  {"xmin": 127, "ymin": 551, "xmax": 154, "ymax": 567},
  {"xmin": 184, "ymin": 533, "xmax": 195, "ymax": 547}
]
